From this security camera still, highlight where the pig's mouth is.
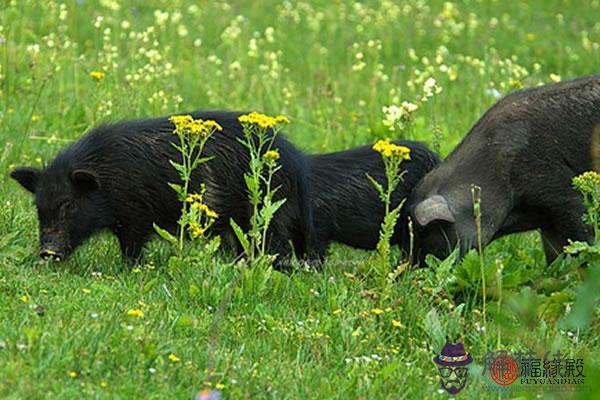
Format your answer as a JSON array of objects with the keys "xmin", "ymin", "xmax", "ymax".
[
  {"xmin": 40, "ymin": 248, "xmax": 66, "ymax": 261},
  {"xmin": 39, "ymin": 241, "xmax": 72, "ymax": 261}
]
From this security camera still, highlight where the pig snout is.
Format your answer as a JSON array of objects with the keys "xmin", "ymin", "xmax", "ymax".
[
  {"xmin": 39, "ymin": 248, "xmax": 64, "ymax": 261},
  {"xmin": 39, "ymin": 233, "xmax": 69, "ymax": 261}
]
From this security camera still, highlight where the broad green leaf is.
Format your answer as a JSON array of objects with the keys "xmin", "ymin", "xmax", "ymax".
[
  {"xmin": 153, "ymin": 223, "xmax": 177, "ymax": 245},
  {"xmin": 230, "ymin": 218, "xmax": 250, "ymax": 254}
]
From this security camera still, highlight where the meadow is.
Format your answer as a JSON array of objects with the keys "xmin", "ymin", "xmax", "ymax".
[{"xmin": 1, "ymin": 0, "xmax": 600, "ymax": 398}]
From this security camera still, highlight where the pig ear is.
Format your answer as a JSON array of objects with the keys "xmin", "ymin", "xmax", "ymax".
[
  {"xmin": 71, "ymin": 169, "xmax": 99, "ymax": 191},
  {"xmin": 414, "ymin": 195, "xmax": 455, "ymax": 226},
  {"xmin": 10, "ymin": 167, "xmax": 40, "ymax": 193}
]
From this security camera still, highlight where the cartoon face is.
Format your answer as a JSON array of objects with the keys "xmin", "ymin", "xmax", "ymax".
[{"xmin": 437, "ymin": 365, "xmax": 469, "ymax": 394}]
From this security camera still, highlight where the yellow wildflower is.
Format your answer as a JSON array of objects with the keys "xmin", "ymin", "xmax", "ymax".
[
  {"xmin": 169, "ymin": 114, "xmax": 194, "ymax": 130},
  {"xmin": 509, "ymin": 78, "xmax": 523, "ymax": 89},
  {"xmin": 82, "ymin": 288, "xmax": 91, "ymax": 294},
  {"xmin": 372, "ymin": 139, "xmax": 411, "ymax": 160},
  {"xmin": 575, "ymin": 171, "xmax": 600, "ymax": 185},
  {"xmin": 68, "ymin": 370, "xmax": 78, "ymax": 378},
  {"xmin": 203, "ymin": 120, "xmax": 224, "ymax": 132},
  {"xmin": 89, "ymin": 70, "xmax": 105, "ymax": 81},
  {"xmin": 186, "ymin": 193, "xmax": 203, "ymax": 203},
  {"xmin": 332, "ymin": 309, "xmax": 342, "ymax": 315},
  {"xmin": 127, "ymin": 309, "xmax": 144, "ymax": 317},
  {"xmin": 549, "ymin": 73, "xmax": 561, "ymax": 82},
  {"xmin": 343, "ymin": 271, "xmax": 356, "ymax": 279},
  {"xmin": 371, "ymin": 308, "xmax": 385, "ymax": 315},
  {"xmin": 20, "ymin": 295, "xmax": 29, "ymax": 303},
  {"xmin": 168, "ymin": 353, "xmax": 181, "ymax": 363},
  {"xmin": 100, "ymin": 380, "xmax": 108, "ymax": 388},
  {"xmin": 205, "ymin": 208, "xmax": 218, "ymax": 219},
  {"xmin": 188, "ymin": 120, "xmax": 208, "ymax": 136},
  {"xmin": 263, "ymin": 149, "xmax": 280, "ymax": 161},
  {"xmin": 188, "ymin": 222, "xmax": 207, "ymax": 238},
  {"xmin": 392, "ymin": 319, "xmax": 404, "ymax": 328},
  {"xmin": 31, "ymin": 114, "xmax": 41, "ymax": 122},
  {"xmin": 573, "ymin": 171, "xmax": 600, "ymax": 195},
  {"xmin": 273, "ymin": 115, "xmax": 290, "ymax": 124},
  {"xmin": 215, "ymin": 383, "xmax": 225, "ymax": 390},
  {"xmin": 190, "ymin": 202, "xmax": 206, "ymax": 212},
  {"xmin": 238, "ymin": 111, "xmax": 289, "ymax": 129},
  {"xmin": 190, "ymin": 202, "xmax": 218, "ymax": 219},
  {"xmin": 170, "ymin": 115, "xmax": 222, "ymax": 138}
]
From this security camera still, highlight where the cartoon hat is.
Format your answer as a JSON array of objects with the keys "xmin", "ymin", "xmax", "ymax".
[{"xmin": 433, "ymin": 342, "xmax": 473, "ymax": 366}]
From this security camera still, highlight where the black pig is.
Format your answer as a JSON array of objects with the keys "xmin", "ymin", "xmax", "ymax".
[
  {"xmin": 308, "ymin": 140, "xmax": 440, "ymax": 259},
  {"xmin": 408, "ymin": 75, "xmax": 600, "ymax": 264},
  {"xmin": 11, "ymin": 111, "xmax": 313, "ymax": 263}
]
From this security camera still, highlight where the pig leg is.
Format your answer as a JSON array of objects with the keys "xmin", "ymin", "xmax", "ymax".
[
  {"xmin": 115, "ymin": 228, "xmax": 147, "ymax": 261},
  {"xmin": 540, "ymin": 229, "xmax": 568, "ymax": 263},
  {"xmin": 539, "ymin": 197, "xmax": 592, "ymax": 263},
  {"xmin": 541, "ymin": 225, "xmax": 591, "ymax": 263},
  {"xmin": 310, "ymin": 223, "xmax": 331, "ymax": 262}
]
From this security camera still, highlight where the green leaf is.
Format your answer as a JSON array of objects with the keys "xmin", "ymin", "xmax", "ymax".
[
  {"xmin": 259, "ymin": 198, "xmax": 287, "ymax": 223},
  {"xmin": 169, "ymin": 160, "xmax": 185, "ymax": 174},
  {"xmin": 204, "ymin": 236, "xmax": 221, "ymax": 255},
  {"xmin": 244, "ymin": 174, "xmax": 259, "ymax": 195},
  {"xmin": 366, "ymin": 173, "xmax": 385, "ymax": 198},
  {"xmin": 230, "ymin": 219, "xmax": 250, "ymax": 254},
  {"xmin": 191, "ymin": 155, "xmax": 214, "ymax": 169},
  {"xmin": 143, "ymin": 277, "xmax": 158, "ymax": 294},
  {"xmin": 153, "ymin": 223, "xmax": 177, "ymax": 245},
  {"xmin": 565, "ymin": 240, "xmax": 600, "ymax": 255},
  {"xmin": 168, "ymin": 182, "xmax": 183, "ymax": 195}
]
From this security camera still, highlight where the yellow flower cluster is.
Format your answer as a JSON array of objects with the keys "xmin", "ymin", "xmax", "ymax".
[
  {"xmin": 185, "ymin": 190, "xmax": 218, "ymax": 238},
  {"xmin": 574, "ymin": 171, "xmax": 600, "ymax": 186},
  {"xmin": 573, "ymin": 171, "xmax": 600, "ymax": 195},
  {"xmin": 90, "ymin": 70, "xmax": 105, "ymax": 81},
  {"xmin": 238, "ymin": 112, "xmax": 289, "ymax": 129},
  {"xmin": 185, "ymin": 193, "xmax": 202, "ymax": 203},
  {"xmin": 186, "ymin": 193, "xmax": 219, "ymax": 219},
  {"xmin": 263, "ymin": 149, "xmax": 281, "ymax": 161},
  {"xmin": 169, "ymin": 115, "xmax": 223, "ymax": 137},
  {"xmin": 372, "ymin": 139, "xmax": 411, "ymax": 159},
  {"xmin": 190, "ymin": 201, "xmax": 219, "ymax": 219},
  {"xmin": 187, "ymin": 222, "xmax": 206, "ymax": 238}
]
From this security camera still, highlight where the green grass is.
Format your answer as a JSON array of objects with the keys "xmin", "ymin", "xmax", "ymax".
[{"xmin": 1, "ymin": 0, "xmax": 600, "ymax": 398}]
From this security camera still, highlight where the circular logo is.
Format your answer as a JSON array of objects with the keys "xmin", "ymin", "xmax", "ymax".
[{"xmin": 489, "ymin": 355, "xmax": 519, "ymax": 386}]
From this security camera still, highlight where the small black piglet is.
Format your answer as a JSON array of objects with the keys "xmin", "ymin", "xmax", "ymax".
[
  {"xmin": 11, "ymin": 111, "xmax": 313, "ymax": 263},
  {"xmin": 308, "ymin": 140, "xmax": 440, "ymax": 259}
]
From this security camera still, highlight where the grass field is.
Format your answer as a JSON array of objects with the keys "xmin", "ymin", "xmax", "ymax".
[{"xmin": 1, "ymin": 1, "xmax": 600, "ymax": 398}]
